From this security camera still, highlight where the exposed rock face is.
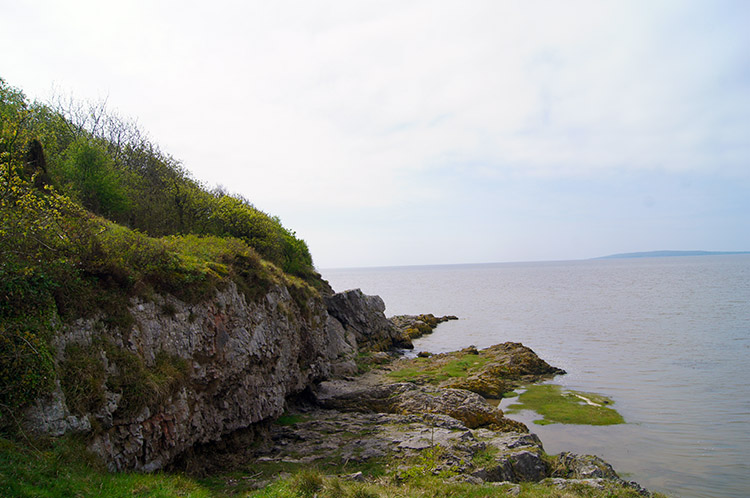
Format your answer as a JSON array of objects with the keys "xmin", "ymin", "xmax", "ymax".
[
  {"xmin": 23, "ymin": 283, "xmax": 396, "ymax": 471},
  {"xmin": 325, "ymin": 289, "xmax": 413, "ymax": 351}
]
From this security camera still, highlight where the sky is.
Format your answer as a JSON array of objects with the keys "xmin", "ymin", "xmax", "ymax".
[{"xmin": 2, "ymin": 0, "xmax": 749, "ymax": 268}]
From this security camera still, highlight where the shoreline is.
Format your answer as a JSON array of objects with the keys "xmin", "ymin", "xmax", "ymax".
[{"xmin": 186, "ymin": 318, "xmax": 662, "ymax": 497}]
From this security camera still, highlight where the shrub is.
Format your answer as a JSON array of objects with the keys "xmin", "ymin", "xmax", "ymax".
[{"xmin": 0, "ymin": 322, "xmax": 55, "ymax": 426}]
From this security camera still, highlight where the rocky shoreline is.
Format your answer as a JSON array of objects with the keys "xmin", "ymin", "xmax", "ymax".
[
  {"xmin": 21, "ymin": 283, "xmax": 662, "ymax": 497},
  {"xmin": 183, "ymin": 323, "xmax": 658, "ymax": 496}
]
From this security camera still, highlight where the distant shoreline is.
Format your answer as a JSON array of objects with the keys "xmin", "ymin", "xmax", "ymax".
[
  {"xmin": 323, "ymin": 250, "xmax": 750, "ymax": 271},
  {"xmin": 595, "ymin": 250, "xmax": 750, "ymax": 260}
]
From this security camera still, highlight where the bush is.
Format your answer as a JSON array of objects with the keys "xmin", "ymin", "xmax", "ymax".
[
  {"xmin": 59, "ymin": 137, "xmax": 130, "ymax": 216},
  {"xmin": 0, "ymin": 322, "xmax": 55, "ymax": 426}
]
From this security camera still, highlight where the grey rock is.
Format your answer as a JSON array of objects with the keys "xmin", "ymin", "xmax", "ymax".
[
  {"xmin": 542, "ymin": 477, "xmax": 608, "ymax": 490},
  {"xmin": 315, "ymin": 381, "xmax": 525, "ymax": 430},
  {"xmin": 24, "ymin": 283, "xmax": 394, "ymax": 472},
  {"xmin": 507, "ymin": 450, "xmax": 547, "ymax": 482},
  {"xmin": 344, "ymin": 471, "xmax": 365, "ymax": 482},
  {"xmin": 550, "ymin": 452, "xmax": 619, "ymax": 480},
  {"xmin": 24, "ymin": 383, "xmax": 91, "ymax": 436},
  {"xmin": 472, "ymin": 459, "xmax": 515, "ymax": 482},
  {"xmin": 326, "ymin": 289, "xmax": 413, "ymax": 350}
]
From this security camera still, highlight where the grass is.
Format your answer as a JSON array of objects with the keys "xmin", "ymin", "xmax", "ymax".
[
  {"xmin": 387, "ymin": 353, "xmax": 490, "ymax": 384},
  {"xmin": 0, "ymin": 436, "xmax": 211, "ymax": 498},
  {"xmin": 0, "ymin": 435, "xmax": 664, "ymax": 498},
  {"xmin": 471, "ymin": 445, "xmax": 500, "ymax": 467},
  {"xmin": 505, "ymin": 384, "xmax": 625, "ymax": 426},
  {"xmin": 243, "ymin": 474, "xmax": 656, "ymax": 498}
]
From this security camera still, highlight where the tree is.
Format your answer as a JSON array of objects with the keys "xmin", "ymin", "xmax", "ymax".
[{"xmin": 60, "ymin": 137, "xmax": 129, "ymax": 217}]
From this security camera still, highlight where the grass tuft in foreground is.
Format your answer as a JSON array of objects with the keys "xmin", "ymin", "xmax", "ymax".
[{"xmin": 505, "ymin": 384, "xmax": 625, "ymax": 425}]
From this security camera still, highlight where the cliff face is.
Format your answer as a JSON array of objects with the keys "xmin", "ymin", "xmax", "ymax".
[{"xmin": 23, "ymin": 284, "xmax": 400, "ymax": 471}]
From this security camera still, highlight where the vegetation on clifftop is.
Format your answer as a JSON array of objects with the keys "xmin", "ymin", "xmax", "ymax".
[{"xmin": 0, "ymin": 77, "xmax": 324, "ymax": 423}]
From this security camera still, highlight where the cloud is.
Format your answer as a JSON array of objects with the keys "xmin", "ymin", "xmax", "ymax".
[{"xmin": 2, "ymin": 0, "xmax": 749, "ymax": 265}]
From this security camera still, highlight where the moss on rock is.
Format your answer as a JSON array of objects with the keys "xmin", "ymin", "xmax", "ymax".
[{"xmin": 388, "ymin": 342, "xmax": 565, "ymax": 399}]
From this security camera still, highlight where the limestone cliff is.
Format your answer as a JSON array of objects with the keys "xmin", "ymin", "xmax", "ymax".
[{"xmin": 23, "ymin": 284, "xmax": 401, "ymax": 471}]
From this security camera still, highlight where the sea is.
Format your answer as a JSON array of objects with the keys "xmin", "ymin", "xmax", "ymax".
[{"xmin": 322, "ymin": 255, "xmax": 750, "ymax": 498}]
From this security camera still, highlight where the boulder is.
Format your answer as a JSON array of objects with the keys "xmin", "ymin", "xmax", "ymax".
[
  {"xmin": 549, "ymin": 452, "xmax": 620, "ymax": 480},
  {"xmin": 326, "ymin": 289, "xmax": 413, "ymax": 351}
]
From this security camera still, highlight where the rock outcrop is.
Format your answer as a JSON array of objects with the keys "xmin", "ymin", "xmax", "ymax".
[
  {"xmin": 23, "ymin": 285, "xmax": 398, "ymax": 471},
  {"xmin": 390, "ymin": 313, "xmax": 458, "ymax": 341},
  {"xmin": 384, "ymin": 342, "xmax": 566, "ymax": 399},
  {"xmin": 315, "ymin": 380, "xmax": 526, "ymax": 432},
  {"xmin": 325, "ymin": 289, "xmax": 413, "ymax": 351},
  {"xmin": 231, "ymin": 407, "xmax": 654, "ymax": 495},
  {"xmin": 445, "ymin": 343, "xmax": 566, "ymax": 398}
]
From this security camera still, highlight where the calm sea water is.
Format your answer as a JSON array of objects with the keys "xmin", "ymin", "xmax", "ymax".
[{"xmin": 322, "ymin": 255, "xmax": 750, "ymax": 498}]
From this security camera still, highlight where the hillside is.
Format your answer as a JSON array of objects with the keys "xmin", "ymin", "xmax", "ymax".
[{"xmin": 1, "ymin": 77, "xmax": 336, "ymax": 423}]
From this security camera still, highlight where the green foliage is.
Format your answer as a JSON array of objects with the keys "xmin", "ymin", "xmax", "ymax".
[
  {"xmin": 57, "ymin": 339, "xmax": 191, "ymax": 425},
  {"xmin": 274, "ymin": 414, "xmax": 308, "ymax": 426},
  {"xmin": 162, "ymin": 234, "xmax": 269, "ymax": 302},
  {"xmin": 1, "ymin": 76, "xmax": 319, "ymax": 284},
  {"xmin": 471, "ymin": 445, "xmax": 500, "ymax": 467},
  {"xmin": 442, "ymin": 355, "xmax": 490, "ymax": 378},
  {"xmin": 0, "ymin": 323, "xmax": 55, "ymax": 426},
  {"xmin": 386, "ymin": 367, "xmax": 423, "ymax": 382},
  {"xmin": 59, "ymin": 137, "xmax": 129, "ymax": 216},
  {"xmin": 505, "ymin": 384, "xmax": 625, "ymax": 426},
  {"xmin": 1, "ymin": 97, "xmax": 77, "ymax": 420}
]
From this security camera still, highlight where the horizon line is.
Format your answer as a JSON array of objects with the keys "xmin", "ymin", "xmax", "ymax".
[{"xmin": 319, "ymin": 249, "xmax": 750, "ymax": 272}]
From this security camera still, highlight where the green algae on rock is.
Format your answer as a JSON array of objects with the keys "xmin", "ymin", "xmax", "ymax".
[
  {"xmin": 505, "ymin": 384, "xmax": 625, "ymax": 426},
  {"xmin": 387, "ymin": 343, "xmax": 565, "ymax": 399}
]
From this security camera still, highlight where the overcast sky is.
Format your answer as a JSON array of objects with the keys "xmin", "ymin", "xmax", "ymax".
[{"xmin": 3, "ymin": 0, "xmax": 749, "ymax": 268}]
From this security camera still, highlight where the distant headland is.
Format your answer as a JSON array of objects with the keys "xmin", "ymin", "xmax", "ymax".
[{"xmin": 596, "ymin": 250, "xmax": 750, "ymax": 260}]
